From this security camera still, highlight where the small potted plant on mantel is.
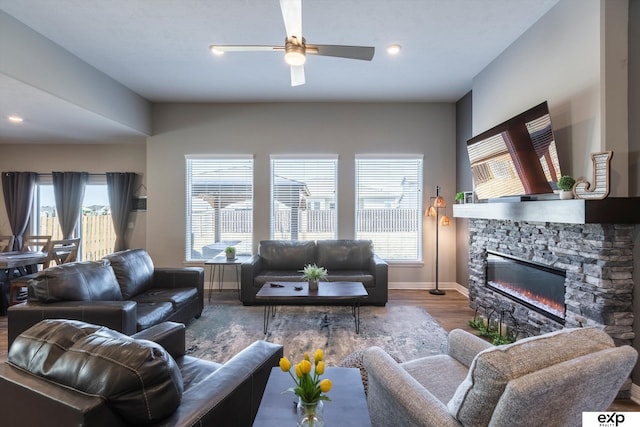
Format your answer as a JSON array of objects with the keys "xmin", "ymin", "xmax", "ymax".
[
  {"xmin": 557, "ymin": 175, "xmax": 576, "ymax": 200},
  {"xmin": 224, "ymin": 246, "xmax": 236, "ymax": 260},
  {"xmin": 455, "ymin": 192, "xmax": 465, "ymax": 204}
]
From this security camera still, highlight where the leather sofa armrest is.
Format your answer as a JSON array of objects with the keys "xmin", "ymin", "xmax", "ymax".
[
  {"xmin": 132, "ymin": 321, "xmax": 186, "ymax": 359},
  {"xmin": 7, "ymin": 301, "xmax": 138, "ymax": 349},
  {"xmin": 240, "ymin": 255, "xmax": 262, "ymax": 304},
  {"xmin": 0, "ymin": 364, "xmax": 125, "ymax": 427},
  {"xmin": 152, "ymin": 267, "xmax": 204, "ymax": 290},
  {"xmin": 163, "ymin": 340, "xmax": 283, "ymax": 426},
  {"xmin": 369, "ymin": 254, "xmax": 388, "ymax": 303},
  {"xmin": 446, "ymin": 328, "xmax": 493, "ymax": 368},
  {"xmin": 363, "ymin": 346, "xmax": 460, "ymax": 427}
]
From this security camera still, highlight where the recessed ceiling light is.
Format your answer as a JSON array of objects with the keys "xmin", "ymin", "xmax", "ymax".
[
  {"xmin": 387, "ymin": 44, "xmax": 402, "ymax": 55},
  {"xmin": 8, "ymin": 115, "xmax": 24, "ymax": 123}
]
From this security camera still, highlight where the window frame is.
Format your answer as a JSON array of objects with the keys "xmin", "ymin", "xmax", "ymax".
[
  {"xmin": 33, "ymin": 174, "xmax": 115, "ymax": 261},
  {"xmin": 270, "ymin": 154, "xmax": 339, "ymax": 241},
  {"xmin": 185, "ymin": 154, "xmax": 254, "ymax": 261},
  {"xmin": 354, "ymin": 154, "xmax": 424, "ymax": 262}
]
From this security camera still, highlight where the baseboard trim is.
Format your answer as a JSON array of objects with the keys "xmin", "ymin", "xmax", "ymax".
[{"xmin": 389, "ymin": 282, "xmax": 469, "ymax": 297}]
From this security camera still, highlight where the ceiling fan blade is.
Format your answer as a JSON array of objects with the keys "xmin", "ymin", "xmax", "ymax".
[
  {"xmin": 290, "ymin": 65, "xmax": 305, "ymax": 86},
  {"xmin": 280, "ymin": 0, "xmax": 302, "ymax": 39},
  {"xmin": 210, "ymin": 45, "xmax": 282, "ymax": 54},
  {"xmin": 308, "ymin": 44, "xmax": 375, "ymax": 61}
]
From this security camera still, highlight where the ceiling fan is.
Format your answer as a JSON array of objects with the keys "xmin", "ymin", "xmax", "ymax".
[{"xmin": 209, "ymin": 0, "xmax": 375, "ymax": 86}]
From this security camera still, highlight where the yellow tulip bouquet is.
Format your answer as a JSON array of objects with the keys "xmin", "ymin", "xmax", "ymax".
[{"xmin": 279, "ymin": 349, "xmax": 333, "ymax": 403}]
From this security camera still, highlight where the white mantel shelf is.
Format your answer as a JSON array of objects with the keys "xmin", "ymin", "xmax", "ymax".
[{"xmin": 452, "ymin": 197, "xmax": 640, "ymax": 224}]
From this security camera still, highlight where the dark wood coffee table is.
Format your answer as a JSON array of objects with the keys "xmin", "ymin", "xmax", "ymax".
[
  {"xmin": 255, "ymin": 281, "xmax": 368, "ymax": 334},
  {"xmin": 252, "ymin": 366, "xmax": 371, "ymax": 427}
]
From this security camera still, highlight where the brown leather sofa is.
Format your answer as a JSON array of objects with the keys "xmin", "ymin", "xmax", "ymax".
[
  {"xmin": 0, "ymin": 319, "xmax": 283, "ymax": 426},
  {"xmin": 241, "ymin": 239, "xmax": 388, "ymax": 306},
  {"xmin": 7, "ymin": 248, "xmax": 204, "ymax": 347}
]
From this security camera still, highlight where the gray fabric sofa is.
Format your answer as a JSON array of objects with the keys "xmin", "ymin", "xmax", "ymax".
[
  {"xmin": 7, "ymin": 248, "xmax": 204, "ymax": 348},
  {"xmin": 240, "ymin": 240, "xmax": 388, "ymax": 305},
  {"xmin": 362, "ymin": 328, "xmax": 638, "ymax": 427},
  {"xmin": 0, "ymin": 319, "xmax": 283, "ymax": 426}
]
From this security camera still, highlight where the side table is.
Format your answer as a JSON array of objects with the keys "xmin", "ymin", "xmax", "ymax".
[
  {"xmin": 204, "ymin": 254, "xmax": 251, "ymax": 301},
  {"xmin": 253, "ymin": 366, "xmax": 371, "ymax": 426}
]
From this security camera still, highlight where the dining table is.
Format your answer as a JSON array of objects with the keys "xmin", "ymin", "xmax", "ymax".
[{"xmin": 0, "ymin": 251, "xmax": 47, "ymax": 315}]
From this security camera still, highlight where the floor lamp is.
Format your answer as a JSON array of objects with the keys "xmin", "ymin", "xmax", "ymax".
[{"xmin": 426, "ymin": 185, "xmax": 450, "ymax": 295}]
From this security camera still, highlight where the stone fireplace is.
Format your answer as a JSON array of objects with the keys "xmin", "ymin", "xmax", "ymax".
[
  {"xmin": 467, "ymin": 219, "xmax": 635, "ymax": 346},
  {"xmin": 453, "ymin": 197, "xmax": 640, "ymax": 348}
]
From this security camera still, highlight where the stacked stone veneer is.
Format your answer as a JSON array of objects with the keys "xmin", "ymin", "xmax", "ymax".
[{"xmin": 468, "ymin": 219, "xmax": 635, "ymax": 346}]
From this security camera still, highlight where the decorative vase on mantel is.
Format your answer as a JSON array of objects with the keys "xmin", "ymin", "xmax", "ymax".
[
  {"xmin": 308, "ymin": 279, "xmax": 319, "ymax": 291},
  {"xmin": 297, "ymin": 398, "xmax": 324, "ymax": 427}
]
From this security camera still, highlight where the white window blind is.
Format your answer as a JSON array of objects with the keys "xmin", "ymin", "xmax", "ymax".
[
  {"xmin": 186, "ymin": 156, "xmax": 253, "ymax": 260},
  {"xmin": 270, "ymin": 156, "xmax": 338, "ymax": 240},
  {"xmin": 355, "ymin": 155, "xmax": 423, "ymax": 261}
]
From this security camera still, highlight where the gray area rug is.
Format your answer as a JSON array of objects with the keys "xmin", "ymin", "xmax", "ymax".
[{"xmin": 185, "ymin": 301, "xmax": 448, "ymax": 366}]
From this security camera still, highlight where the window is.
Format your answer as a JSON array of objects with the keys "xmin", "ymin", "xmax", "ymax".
[
  {"xmin": 355, "ymin": 155, "xmax": 423, "ymax": 261},
  {"xmin": 35, "ymin": 177, "xmax": 116, "ymax": 260},
  {"xmin": 271, "ymin": 156, "xmax": 338, "ymax": 240},
  {"xmin": 186, "ymin": 156, "xmax": 253, "ymax": 260}
]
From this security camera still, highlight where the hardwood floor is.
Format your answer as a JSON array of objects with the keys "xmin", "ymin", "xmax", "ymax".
[{"xmin": 1, "ymin": 289, "xmax": 638, "ymax": 411}]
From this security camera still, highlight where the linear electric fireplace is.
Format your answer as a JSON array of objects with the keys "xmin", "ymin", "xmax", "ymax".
[{"xmin": 485, "ymin": 251, "xmax": 566, "ymax": 323}]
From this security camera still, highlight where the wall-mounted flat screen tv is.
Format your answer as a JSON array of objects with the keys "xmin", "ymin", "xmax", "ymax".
[{"xmin": 466, "ymin": 101, "xmax": 562, "ymax": 201}]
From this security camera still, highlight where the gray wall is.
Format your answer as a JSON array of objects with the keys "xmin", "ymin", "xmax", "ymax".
[
  {"xmin": 455, "ymin": 92, "xmax": 472, "ymax": 290},
  {"xmin": 631, "ymin": 0, "xmax": 640, "ymax": 197},
  {"xmin": 147, "ymin": 102, "xmax": 457, "ymax": 289},
  {"xmin": 461, "ymin": 0, "xmax": 640, "ymax": 385},
  {"xmin": 472, "ymin": 0, "xmax": 630, "ymax": 198}
]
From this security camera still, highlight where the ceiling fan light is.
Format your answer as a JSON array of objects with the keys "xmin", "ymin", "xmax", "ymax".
[
  {"xmin": 210, "ymin": 46, "xmax": 224, "ymax": 56},
  {"xmin": 285, "ymin": 50, "xmax": 306, "ymax": 66},
  {"xmin": 387, "ymin": 44, "xmax": 402, "ymax": 55}
]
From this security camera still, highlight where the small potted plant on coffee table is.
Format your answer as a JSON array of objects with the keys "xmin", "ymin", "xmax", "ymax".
[
  {"xmin": 224, "ymin": 246, "xmax": 236, "ymax": 260},
  {"xmin": 557, "ymin": 175, "xmax": 576, "ymax": 200},
  {"xmin": 301, "ymin": 263, "xmax": 328, "ymax": 291}
]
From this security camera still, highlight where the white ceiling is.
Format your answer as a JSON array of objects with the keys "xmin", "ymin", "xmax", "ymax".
[{"xmin": 0, "ymin": 0, "xmax": 560, "ymax": 143}]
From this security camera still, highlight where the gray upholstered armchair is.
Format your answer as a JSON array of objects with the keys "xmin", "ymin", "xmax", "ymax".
[{"xmin": 363, "ymin": 328, "xmax": 637, "ymax": 427}]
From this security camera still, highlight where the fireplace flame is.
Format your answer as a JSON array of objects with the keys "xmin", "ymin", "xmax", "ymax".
[{"xmin": 489, "ymin": 280, "xmax": 565, "ymax": 319}]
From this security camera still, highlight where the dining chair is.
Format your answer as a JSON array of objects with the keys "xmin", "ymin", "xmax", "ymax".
[
  {"xmin": 21, "ymin": 235, "xmax": 52, "ymax": 253},
  {"xmin": 42, "ymin": 238, "xmax": 81, "ymax": 268},
  {"xmin": 0, "ymin": 235, "xmax": 15, "ymax": 252},
  {"xmin": 9, "ymin": 238, "xmax": 81, "ymax": 305}
]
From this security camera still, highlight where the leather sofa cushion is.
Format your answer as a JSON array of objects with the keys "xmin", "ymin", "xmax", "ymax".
[
  {"xmin": 317, "ymin": 240, "xmax": 373, "ymax": 271},
  {"xmin": 9, "ymin": 319, "xmax": 183, "ymax": 425},
  {"xmin": 29, "ymin": 260, "xmax": 122, "ymax": 303},
  {"xmin": 254, "ymin": 271, "xmax": 305, "ymax": 286},
  {"xmin": 132, "ymin": 287, "xmax": 198, "ymax": 310},
  {"xmin": 104, "ymin": 248, "xmax": 154, "ymax": 300},
  {"xmin": 259, "ymin": 240, "xmax": 317, "ymax": 271},
  {"xmin": 136, "ymin": 302, "xmax": 174, "ymax": 331},
  {"xmin": 447, "ymin": 328, "xmax": 615, "ymax": 427}
]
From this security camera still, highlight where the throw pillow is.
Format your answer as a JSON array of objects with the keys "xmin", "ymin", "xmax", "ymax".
[{"xmin": 447, "ymin": 328, "xmax": 614, "ymax": 427}]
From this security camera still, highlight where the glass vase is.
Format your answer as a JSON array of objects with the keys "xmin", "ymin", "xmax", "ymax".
[
  {"xmin": 296, "ymin": 398, "xmax": 324, "ymax": 427},
  {"xmin": 308, "ymin": 279, "xmax": 318, "ymax": 291}
]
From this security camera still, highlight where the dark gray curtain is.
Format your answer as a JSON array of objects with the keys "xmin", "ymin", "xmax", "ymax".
[
  {"xmin": 1, "ymin": 172, "xmax": 37, "ymax": 250},
  {"xmin": 52, "ymin": 172, "xmax": 88, "ymax": 239},
  {"xmin": 106, "ymin": 172, "xmax": 136, "ymax": 252}
]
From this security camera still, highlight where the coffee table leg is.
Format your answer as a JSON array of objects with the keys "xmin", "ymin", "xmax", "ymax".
[
  {"xmin": 353, "ymin": 303, "xmax": 361, "ymax": 334},
  {"xmin": 263, "ymin": 305, "xmax": 277, "ymax": 334}
]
